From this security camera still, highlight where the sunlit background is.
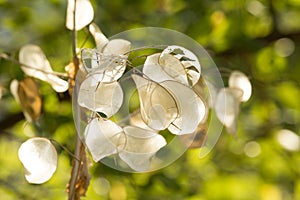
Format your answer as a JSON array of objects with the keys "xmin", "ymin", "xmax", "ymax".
[{"xmin": 0, "ymin": 0, "xmax": 300, "ymax": 199}]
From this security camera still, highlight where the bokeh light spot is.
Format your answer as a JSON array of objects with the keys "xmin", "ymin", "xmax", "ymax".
[
  {"xmin": 244, "ymin": 141, "xmax": 261, "ymax": 157},
  {"xmin": 274, "ymin": 38, "xmax": 295, "ymax": 57}
]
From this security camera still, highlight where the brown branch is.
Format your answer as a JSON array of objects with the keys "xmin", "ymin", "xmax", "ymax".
[
  {"xmin": 256, "ymin": 31, "xmax": 300, "ymax": 43},
  {"xmin": 0, "ymin": 112, "xmax": 24, "ymax": 131},
  {"xmin": 214, "ymin": 31, "xmax": 300, "ymax": 57},
  {"xmin": 67, "ymin": 0, "xmax": 90, "ymax": 199},
  {"xmin": 268, "ymin": 0, "xmax": 279, "ymax": 34},
  {"xmin": 67, "ymin": 135, "xmax": 90, "ymax": 200}
]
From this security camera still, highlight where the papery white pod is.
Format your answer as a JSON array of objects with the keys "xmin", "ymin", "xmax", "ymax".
[
  {"xmin": 88, "ymin": 23, "xmax": 131, "ymax": 56},
  {"xmin": 129, "ymin": 109, "xmax": 153, "ymax": 130},
  {"xmin": 81, "ymin": 48, "xmax": 102, "ymax": 72},
  {"xmin": 81, "ymin": 37, "xmax": 130, "ymax": 80},
  {"xmin": 84, "ymin": 118, "xmax": 125, "ymax": 162},
  {"xmin": 276, "ymin": 129, "xmax": 300, "ymax": 152},
  {"xmin": 161, "ymin": 80, "xmax": 206, "ymax": 135},
  {"xmin": 10, "ymin": 79, "xmax": 20, "ymax": 103},
  {"xmin": 132, "ymin": 74, "xmax": 178, "ymax": 131},
  {"xmin": 45, "ymin": 74, "xmax": 70, "ymax": 93},
  {"xmin": 66, "ymin": 0, "xmax": 94, "ymax": 31},
  {"xmin": 92, "ymin": 55, "xmax": 127, "ymax": 82},
  {"xmin": 19, "ymin": 44, "xmax": 68, "ymax": 92},
  {"xmin": 89, "ymin": 23, "xmax": 109, "ymax": 50},
  {"xmin": 81, "ymin": 49, "xmax": 127, "ymax": 81},
  {"xmin": 18, "ymin": 137, "xmax": 57, "ymax": 184},
  {"xmin": 142, "ymin": 53, "xmax": 170, "ymax": 82},
  {"xmin": 214, "ymin": 88, "xmax": 242, "ymax": 135},
  {"xmin": 161, "ymin": 45, "xmax": 201, "ymax": 86},
  {"xmin": 229, "ymin": 71, "xmax": 252, "ymax": 102},
  {"xmin": 102, "ymin": 39, "xmax": 131, "ymax": 56},
  {"xmin": 143, "ymin": 53, "xmax": 188, "ymax": 85},
  {"xmin": 159, "ymin": 53, "xmax": 190, "ymax": 85},
  {"xmin": 205, "ymin": 80, "xmax": 218, "ymax": 108},
  {"xmin": 78, "ymin": 73, "xmax": 123, "ymax": 117},
  {"xmin": 119, "ymin": 126, "xmax": 166, "ymax": 172}
]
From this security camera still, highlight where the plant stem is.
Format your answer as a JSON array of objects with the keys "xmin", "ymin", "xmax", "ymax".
[
  {"xmin": 49, "ymin": 138, "xmax": 80, "ymax": 162},
  {"xmin": 68, "ymin": 134, "xmax": 90, "ymax": 200},
  {"xmin": 67, "ymin": 0, "xmax": 90, "ymax": 199}
]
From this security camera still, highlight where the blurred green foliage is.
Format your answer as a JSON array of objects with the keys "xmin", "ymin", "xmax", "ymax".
[{"xmin": 0, "ymin": 0, "xmax": 300, "ymax": 199}]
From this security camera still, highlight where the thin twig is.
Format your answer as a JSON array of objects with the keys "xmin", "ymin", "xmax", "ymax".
[
  {"xmin": 71, "ymin": 1, "xmax": 77, "ymax": 59},
  {"xmin": 49, "ymin": 138, "xmax": 81, "ymax": 161},
  {"xmin": 128, "ymin": 54, "xmax": 149, "ymax": 62},
  {"xmin": 68, "ymin": 135, "xmax": 84, "ymax": 200},
  {"xmin": 79, "ymin": 30, "xmax": 91, "ymax": 49},
  {"xmin": 0, "ymin": 53, "xmax": 69, "ymax": 78},
  {"xmin": 123, "ymin": 45, "xmax": 167, "ymax": 55}
]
